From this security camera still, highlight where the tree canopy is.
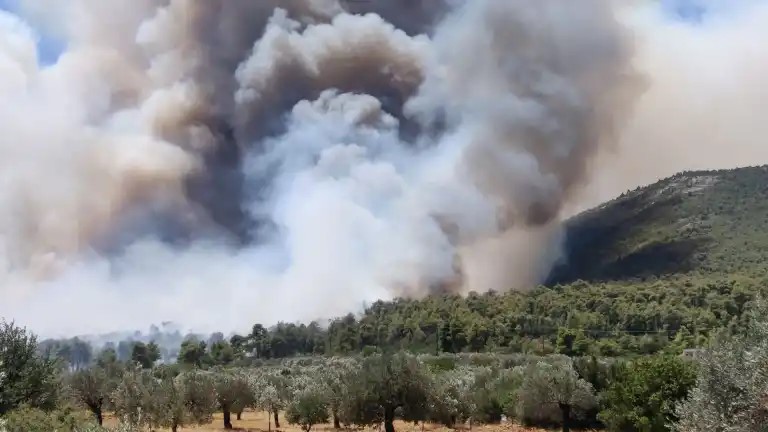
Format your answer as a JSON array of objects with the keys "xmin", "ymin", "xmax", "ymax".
[{"xmin": 0, "ymin": 321, "xmax": 58, "ymax": 415}]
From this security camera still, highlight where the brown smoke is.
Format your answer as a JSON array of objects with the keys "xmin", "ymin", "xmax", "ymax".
[{"xmin": 1, "ymin": 0, "xmax": 765, "ymax": 336}]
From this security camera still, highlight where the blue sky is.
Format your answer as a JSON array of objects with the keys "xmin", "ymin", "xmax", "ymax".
[
  {"xmin": 0, "ymin": 0, "xmax": 759, "ymax": 66},
  {"xmin": 661, "ymin": 0, "xmax": 768, "ymax": 21},
  {"xmin": 662, "ymin": 0, "xmax": 708, "ymax": 21},
  {"xmin": 0, "ymin": 0, "xmax": 63, "ymax": 65}
]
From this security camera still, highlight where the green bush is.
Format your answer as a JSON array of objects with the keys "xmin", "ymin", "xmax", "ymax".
[
  {"xmin": 0, "ymin": 322, "xmax": 59, "ymax": 414},
  {"xmin": 422, "ymin": 354, "xmax": 457, "ymax": 372},
  {"xmin": 0, "ymin": 405, "xmax": 94, "ymax": 432},
  {"xmin": 597, "ymin": 340, "xmax": 622, "ymax": 357},
  {"xmin": 598, "ymin": 355, "xmax": 697, "ymax": 432}
]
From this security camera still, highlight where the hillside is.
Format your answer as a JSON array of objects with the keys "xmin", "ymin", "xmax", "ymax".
[
  {"xmin": 39, "ymin": 167, "xmax": 768, "ymax": 364},
  {"xmin": 548, "ymin": 166, "xmax": 768, "ymax": 284},
  {"xmin": 307, "ymin": 166, "xmax": 768, "ymax": 357}
]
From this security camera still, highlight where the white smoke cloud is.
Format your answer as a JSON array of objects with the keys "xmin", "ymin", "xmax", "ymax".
[
  {"xmin": 0, "ymin": 0, "xmax": 765, "ymax": 337},
  {"xmin": 578, "ymin": 0, "xmax": 768, "ymax": 210}
]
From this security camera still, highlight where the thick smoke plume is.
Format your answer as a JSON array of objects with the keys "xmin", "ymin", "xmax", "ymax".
[{"xmin": 0, "ymin": 0, "xmax": 764, "ymax": 336}]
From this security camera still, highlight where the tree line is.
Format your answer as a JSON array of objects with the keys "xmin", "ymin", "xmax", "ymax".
[
  {"xmin": 225, "ymin": 278, "xmax": 760, "ymax": 360},
  {"xmin": 37, "ymin": 276, "xmax": 763, "ymax": 373},
  {"xmin": 3, "ymin": 299, "xmax": 768, "ymax": 432}
]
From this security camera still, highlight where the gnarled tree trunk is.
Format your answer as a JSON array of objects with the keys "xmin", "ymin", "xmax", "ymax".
[
  {"xmin": 86, "ymin": 401, "xmax": 103, "ymax": 426},
  {"xmin": 224, "ymin": 410, "xmax": 233, "ymax": 429},
  {"xmin": 274, "ymin": 410, "xmax": 281, "ymax": 428},
  {"xmin": 559, "ymin": 402, "xmax": 571, "ymax": 432},
  {"xmin": 384, "ymin": 406, "xmax": 396, "ymax": 432}
]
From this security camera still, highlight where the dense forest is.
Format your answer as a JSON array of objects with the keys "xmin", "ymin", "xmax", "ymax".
[
  {"xmin": 40, "ymin": 168, "xmax": 768, "ymax": 364},
  {"xmin": 40, "ymin": 273, "xmax": 761, "ymax": 367}
]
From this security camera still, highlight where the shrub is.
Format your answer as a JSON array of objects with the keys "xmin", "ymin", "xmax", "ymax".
[
  {"xmin": 421, "ymin": 354, "xmax": 457, "ymax": 373},
  {"xmin": 598, "ymin": 355, "xmax": 697, "ymax": 432},
  {"xmin": 0, "ymin": 405, "xmax": 93, "ymax": 432}
]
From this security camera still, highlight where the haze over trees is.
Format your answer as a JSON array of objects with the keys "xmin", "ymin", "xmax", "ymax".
[
  {"xmin": 2, "ymin": 301, "xmax": 768, "ymax": 432},
  {"xmin": 3, "ymin": 168, "xmax": 768, "ymax": 431},
  {"xmin": 26, "ymin": 170, "xmax": 768, "ymax": 377}
]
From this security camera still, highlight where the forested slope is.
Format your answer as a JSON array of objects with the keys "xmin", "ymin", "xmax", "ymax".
[
  {"xmin": 549, "ymin": 166, "xmax": 768, "ymax": 283},
  {"xmin": 42, "ymin": 167, "xmax": 768, "ymax": 362},
  {"xmin": 235, "ymin": 167, "xmax": 768, "ymax": 359}
]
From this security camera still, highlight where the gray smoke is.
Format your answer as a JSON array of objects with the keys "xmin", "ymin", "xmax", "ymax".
[{"xmin": 1, "ymin": 0, "xmax": 763, "ymax": 336}]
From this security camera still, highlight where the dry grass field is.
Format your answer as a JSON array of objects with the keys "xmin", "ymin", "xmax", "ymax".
[{"xmin": 102, "ymin": 410, "xmax": 554, "ymax": 432}]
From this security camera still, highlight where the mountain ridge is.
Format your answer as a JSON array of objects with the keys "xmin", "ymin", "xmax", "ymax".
[{"xmin": 548, "ymin": 165, "xmax": 768, "ymax": 285}]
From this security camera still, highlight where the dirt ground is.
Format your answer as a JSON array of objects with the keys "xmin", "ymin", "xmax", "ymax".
[{"xmin": 103, "ymin": 410, "xmax": 553, "ymax": 432}]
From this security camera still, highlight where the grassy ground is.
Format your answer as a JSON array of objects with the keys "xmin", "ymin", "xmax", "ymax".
[{"xmin": 103, "ymin": 410, "xmax": 551, "ymax": 432}]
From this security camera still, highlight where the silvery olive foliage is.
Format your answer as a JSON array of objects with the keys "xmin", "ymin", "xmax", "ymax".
[
  {"xmin": 674, "ymin": 302, "xmax": 768, "ymax": 432},
  {"xmin": 317, "ymin": 357, "xmax": 360, "ymax": 427},
  {"xmin": 514, "ymin": 355, "xmax": 596, "ymax": 428},
  {"xmin": 429, "ymin": 366, "xmax": 477, "ymax": 427},
  {"xmin": 208, "ymin": 368, "xmax": 253, "ymax": 429},
  {"xmin": 339, "ymin": 352, "xmax": 434, "ymax": 432},
  {"xmin": 1, "ymin": 345, "xmax": 705, "ymax": 432},
  {"xmin": 175, "ymin": 370, "xmax": 217, "ymax": 426},
  {"xmin": 111, "ymin": 366, "xmax": 153, "ymax": 428},
  {"xmin": 286, "ymin": 372, "xmax": 330, "ymax": 432},
  {"xmin": 470, "ymin": 365, "xmax": 523, "ymax": 423},
  {"xmin": 246, "ymin": 367, "xmax": 294, "ymax": 429},
  {"xmin": 146, "ymin": 371, "xmax": 216, "ymax": 432},
  {"xmin": 99, "ymin": 366, "xmax": 218, "ymax": 432}
]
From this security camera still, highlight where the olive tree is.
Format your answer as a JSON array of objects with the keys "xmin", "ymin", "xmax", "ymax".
[
  {"xmin": 229, "ymin": 370, "xmax": 255, "ymax": 421},
  {"xmin": 67, "ymin": 367, "xmax": 113, "ymax": 426},
  {"xmin": 674, "ymin": 302, "xmax": 768, "ymax": 432},
  {"xmin": 212, "ymin": 369, "xmax": 253, "ymax": 430},
  {"xmin": 318, "ymin": 358, "xmax": 360, "ymax": 428},
  {"xmin": 471, "ymin": 366, "xmax": 521, "ymax": 424},
  {"xmin": 259, "ymin": 384, "xmax": 282, "ymax": 431},
  {"xmin": 429, "ymin": 366, "xmax": 477, "ymax": 427},
  {"xmin": 145, "ymin": 371, "xmax": 216, "ymax": 432},
  {"xmin": 251, "ymin": 369, "xmax": 293, "ymax": 430},
  {"xmin": 515, "ymin": 356, "xmax": 596, "ymax": 432},
  {"xmin": 341, "ymin": 352, "xmax": 433, "ymax": 432},
  {"xmin": 111, "ymin": 366, "xmax": 153, "ymax": 428},
  {"xmin": 285, "ymin": 383, "xmax": 329, "ymax": 432},
  {"xmin": 0, "ymin": 321, "xmax": 58, "ymax": 414},
  {"xmin": 182, "ymin": 370, "xmax": 218, "ymax": 424}
]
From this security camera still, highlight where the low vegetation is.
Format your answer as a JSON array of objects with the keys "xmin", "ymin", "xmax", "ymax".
[
  {"xmin": 4, "ymin": 301, "xmax": 768, "ymax": 432},
  {"xmin": 5, "ymin": 167, "xmax": 768, "ymax": 431}
]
